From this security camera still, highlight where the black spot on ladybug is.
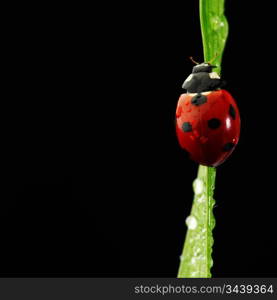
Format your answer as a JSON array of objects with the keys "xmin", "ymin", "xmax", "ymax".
[
  {"xmin": 208, "ymin": 118, "xmax": 221, "ymax": 129},
  {"xmin": 191, "ymin": 93, "xmax": 207, "ymax": 106},
  {"xmin": 222, "ymin": 142, "xmax": 235, "ymax": 152},
  {"xmin": 182, "ymin": 122, "xmax": 192, "ymax": 132},
  {"xmin": 229, "ymin": 104, "xmax": 236, "ymax": 120}
]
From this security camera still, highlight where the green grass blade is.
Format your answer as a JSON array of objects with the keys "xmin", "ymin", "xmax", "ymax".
[
  {"xmin": 200, "ymin": 0, "xmax": 228, "ymax": 73},
  {"xmin": 178, "ymin": 0, "xmax": 228, "ymax": 278},
  {"xmin": 178, "ymin": 166, "xmax": 216, "ymax": 278}
]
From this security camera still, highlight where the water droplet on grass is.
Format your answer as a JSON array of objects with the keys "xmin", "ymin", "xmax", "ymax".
[
  {"xmin": 197, "ymin": 195, "xmax": 205, "ymax": 203},
  {"xmin": 194, "ymin": 247, "xmax": 201, "ymax": 257},
  {"xmin": 193, "ymin": 178, "xmax": 204, "ymax": 194},
  {"xmin": 186, "ymin": 215, "xmax": 198, "ymax": 230},
  {"xmin": 210, "ymin": 217, "xmax": 216, "ymax": 229},
  {"xmin": 211, "ymin": 15, "xmax": 221, "ymax": 31}
]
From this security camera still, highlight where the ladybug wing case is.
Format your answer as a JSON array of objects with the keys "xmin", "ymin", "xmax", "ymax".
[{"xmin": 176, "ymin": 89, "xmax": 240, "ymax": 167}]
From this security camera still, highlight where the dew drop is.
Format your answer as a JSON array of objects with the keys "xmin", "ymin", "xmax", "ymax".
[
  {"xmin": 194, "ymin": 247, "xmax": 201, "ymax": 257},
  {"xmin": 211, "ymin": 16, "xmax": 219, "ymax": 29},
  {"xmin": 191, "ymin": 257, "xmax": 196, "ymax": 265},
  {"xmin": 197, "ymin": 194, "xmax": 205, "ymax": 203},
  {"xmin": 186, "ymin": 215, "xmax": 198, "ymax": 230},
  {"xmin": 211, "ymin": 17, "xmax": 219, "ymax": 30},
  {"xmin": 210, "ymin": 217, "xmax": 216, "ymax": 229},
  {"xmin": 179, "ymin": 255, "xmax": 184, "ymax": 261},
  {"xmin": 176, "ymin": 106, "xmax": 182, "ymax": 118},
  {"xmin": 211, "ymin": 15, "xmax": 225, "ymax": 31},
  {"xmin": 193, "ymin": 178, "xmax": 204, "ymax": 195}
]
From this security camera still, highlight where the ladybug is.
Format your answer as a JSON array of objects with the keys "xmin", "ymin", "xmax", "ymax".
[{"xmin": 176, "ymin": 58, "xmax": 240, "ymax": 167}]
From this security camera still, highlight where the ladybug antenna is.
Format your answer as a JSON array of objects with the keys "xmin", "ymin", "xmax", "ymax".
[
  {"xmin": 189, "ymin": 56, "xmax": 199, "ymax": 65},
  {"xmin": 208, "ymin": 53, "xmax": 219, "ymax": 64}
]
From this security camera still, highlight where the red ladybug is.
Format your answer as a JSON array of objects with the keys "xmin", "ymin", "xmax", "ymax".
[{"xmin": 176, "ymin": 61, "xmax": 240, "ymax": 167}]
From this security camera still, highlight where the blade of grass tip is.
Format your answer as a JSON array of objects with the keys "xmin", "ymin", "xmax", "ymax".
[
  {"xmin": 178, "ymin": 0, "xmax": 228, "ymax": 278},
  {"xmin": 200, "ymin": 0, "xmax": 228, "ymax": 74}
]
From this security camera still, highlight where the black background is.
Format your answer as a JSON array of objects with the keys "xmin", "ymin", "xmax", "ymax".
[{"xmin": 2, "ymin": 1, "xmax": 277, "ymax": 277}]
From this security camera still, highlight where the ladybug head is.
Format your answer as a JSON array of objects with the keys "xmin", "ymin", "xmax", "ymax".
[
  {"xmin": 189, "ymin": 57, "xmax": 217, "ymax": 73},
  {"xmin": 192, "ymin": 62, "xmax": 216, "ymax": 74}
]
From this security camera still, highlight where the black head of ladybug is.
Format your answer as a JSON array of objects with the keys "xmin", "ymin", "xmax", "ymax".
[
  {"xmin": 182, "ymin": 57, "xmax": 223, "ymax": 93},
  {"xmin": 192, "ymin": 63, "xmax": 217, "ymax": 74}
]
